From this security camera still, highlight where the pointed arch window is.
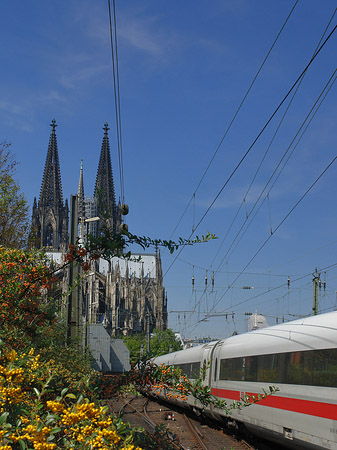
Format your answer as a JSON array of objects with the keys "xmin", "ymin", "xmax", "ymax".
[{"xmin": 45, "ymin": 223, "xmax": 54, "ymax": 247}]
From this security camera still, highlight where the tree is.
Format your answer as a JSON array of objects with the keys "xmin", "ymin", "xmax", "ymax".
[
  {"xmin": 123, "ymin": 333, "xmax": 146, "ymax": 365},
  {"xmin": 123, "ymin": 328, "xmax": 182, "ymax": 364},
  {"xmin": 150, "ymin": 328, "xmax": 182, "ymax": 356},
  {"xmin": 0, "ymin": 142, "xmax": 29, "ymax": 248}
]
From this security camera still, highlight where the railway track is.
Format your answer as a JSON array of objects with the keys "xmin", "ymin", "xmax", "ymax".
[{"xmin": 107, "ymin": 395, "xmax": 257, "ymax": 450}]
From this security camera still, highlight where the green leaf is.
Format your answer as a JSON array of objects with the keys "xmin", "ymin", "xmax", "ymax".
[
  {"xmin": 19, "ymin": 439, "xmax": 26, "ymax": 450},
  {"xmin": 61, "ymin": 388, "xmax": 68, "ymax": 397},
  {"xmin": 33, "ymin": 387, "xmax": 40, "ymax": 398},
  {"xmin": 65, "ymin": 393, "xmax": 76, "ymax": 399},
  {"xmin": 0, "ymin": 412, "xmax": 9, "ymax": 425}
]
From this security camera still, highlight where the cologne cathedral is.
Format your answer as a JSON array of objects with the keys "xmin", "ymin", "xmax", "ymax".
[{"xmin": 31, "ymin": 119, "xmax": 167, "ymax": 336}]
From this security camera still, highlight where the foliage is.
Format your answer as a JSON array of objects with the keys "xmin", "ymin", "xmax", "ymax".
[
  {"xmin": 0, "ymin": 344, "xmax": 142, "ymax": 450},
  {"xmin": 100, "ymin": 360, "xmax": 278, "ymax": 416},
  {"xmin": 0, "ymin": 187, "xmax": 217, "ymax": 449},
  {"xmin": 148, "ymin": 329, "xmax": 182, "ymax": 358},
  {"xmin": 0, "ymin": 143, "xmax": 29, "ymax": 249},
  {"xmin": 89, "ymin": 192, "xmax": 216, "ymax": 260},
  {"xmin": 0, "ymin": 247, "xmax": 55, "ymax": 349},
  {"xmin": 0, "ymin": 247, "xmax": 99, "ymax": 398},
  {"xmin": 149, "ymin": 362, "xmax": 278, "ymax": 412},
  {"xmin": 85, "ymin": 225, "xmax": 216, "ymax": 261},
  {"xmin": 123, "ymin": 329, "xmax": 182, "ymax": 365},
  {"xmin": 122, "ymin": 334, "xmax": 146, "ymax": 366},
  {"xmin": 133, "ymin": 424, "xmax": 181, "ymax": 450}
]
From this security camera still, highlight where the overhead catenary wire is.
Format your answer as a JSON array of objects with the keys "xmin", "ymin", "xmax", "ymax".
[
  {"xmin": 206, "ymin": 155, "xmax": 337, "ymax": 316},
  {"xmin": 219, "ymin": 261, "xmax": 337, "ymax": 316},
  {"xmin": 163, "ymin": 238, "xmax": 337, "ymax": 276},
  {"xmin": 169, "ymin": 0, "xmax": 299, "ymax": 240},
  {"xmin": 165, "ymin": 7, "xmax": 337, "ymax": 290},
  {"xmin": 164, "ymin": 22, "xmax": 337, "ymax": 277},
  {"xmin": 183, "ymin": 261, "xmax": 337, "ymax": 337},
  {"xmin": 223, "ymin": 70, "xmax": 337, "ymax": 266},
  {"xmin": 181, "ymin": 9, "xmax": 337, "ymax": 333},
  {"xmin": 210, "ymin": 7, "xmax": 337, "ymax": 268},
  {"xmin": 214, "ymin": 67, "xmax": 337, "ymax": 274},
  {"xmin": 107, "ymin": 0, "xmax": 125, "ymax": 203}
]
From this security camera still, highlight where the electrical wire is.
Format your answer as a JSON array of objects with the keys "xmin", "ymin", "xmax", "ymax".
[
  {"xmin": 206, "ymin": 159, "xmax": 337, "ymax": 317},
  {"xmin": 186, "ymin": 261, "xmax": 337, "ymax": 336},
  {"xmin": 211, "ymin": 8, "xmax": 337, "ymax": 268},
  {"xmin": 225, "ymin": 262, "xmax": 337, "ymax": 318},
  {"xmin": 169, "ymin": 0, "xmax": 299, "ymax": 240},
  {"xmin": 107, "ymin": 0, "xmax": 125, "ymax": 203},
  {"xmin": 165, "ymin": 22, "xmax": 337, "ymax": 277},
  {"xmin": 164, "ymin": 8, "xmax": 337, "ymax": 296},
  {"xmin": 215, "ymin": 68, "xmax": 337, "ymax": 273}
]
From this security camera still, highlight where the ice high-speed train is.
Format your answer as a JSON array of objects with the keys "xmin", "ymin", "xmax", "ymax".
[{"xmin": 153, "ymin": 311, "xmax": 337, "ymax": 450}]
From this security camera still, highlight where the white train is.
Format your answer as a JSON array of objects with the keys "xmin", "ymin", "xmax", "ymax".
[{"xmin": 153, "ymin": 311, "xmax": 337, "ymax": 450}]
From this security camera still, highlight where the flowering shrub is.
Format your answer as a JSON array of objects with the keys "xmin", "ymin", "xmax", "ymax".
[
  {"xmin": 100, "ymin": 360, "xmax": 278, "ymax": 415},
  {"xmin": 0, "ymin": 247, "xmax": 144, "ymax": 448},
  {"xmin": 0, "ymin": 248, "xmax": 56, "ymax": 349},
  {"xmin": 0, "ymin": 344, "xmax": 142, "ymax": 450}
]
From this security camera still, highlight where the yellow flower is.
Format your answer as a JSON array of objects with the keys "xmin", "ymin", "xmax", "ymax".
[
  {"xmin": 46, "ymin": 401, "xmax": 64, "ymax": 414},
  {"xmin": 5, "ymin": 350, "xmax": 17, "ymax": 362}
]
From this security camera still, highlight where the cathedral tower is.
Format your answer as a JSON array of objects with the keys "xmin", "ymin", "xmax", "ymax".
[
  {"xmin": 31, "ymin": 119, "xmax": 69, "ymax": 251},
  {"xmin": 94, "ymin": 123, "xmax": 121, "ymax": 232}
]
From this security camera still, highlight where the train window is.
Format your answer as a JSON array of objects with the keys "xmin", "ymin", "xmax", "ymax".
[
  {"xmin": 219, "ymin": 357, "xmax": 244, "ymax": 381},
  {"xmin": 219, "ymin": 348, "xmax": 337, "ymax": 387},
  {"xmin": 175, "ymin": 361, "xmax": 201, "ymax": 379},
  {"xmin": 219, "ymin": 359, "xmax": 229, "ymax": 380},
  {"xmin": 245, "ymin": 356, "xmax": 258, "ymax": 382}
]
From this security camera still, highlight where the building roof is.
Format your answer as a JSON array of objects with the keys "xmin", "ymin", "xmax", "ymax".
[{"xmin": 99, "ymin": 254, "xmax": 157, "ymax": 278}]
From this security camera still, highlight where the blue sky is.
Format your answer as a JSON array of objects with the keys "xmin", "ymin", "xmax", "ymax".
[{"xmin": 2, "ymin": 0, "xmax": 337, "ymax": 338}]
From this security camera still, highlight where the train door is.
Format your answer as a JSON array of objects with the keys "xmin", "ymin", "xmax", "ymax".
[{"xmin": 201, "ymin": 341, "xmax": 222, "ymax": 388}]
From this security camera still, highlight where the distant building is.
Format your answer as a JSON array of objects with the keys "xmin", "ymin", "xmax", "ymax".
[
  {"xmin": 247, "ymin": 312, "xmax": 269, "ymax": 331},
  {"xmin": 31, "ymin": 120, "xmax": 167, "ymax": 336},
  {"xmin": 183, "ymin": 337, "xmax": 215, "ymax": 349}
]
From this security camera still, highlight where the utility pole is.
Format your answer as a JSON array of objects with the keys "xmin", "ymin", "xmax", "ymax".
[
  {"xmin": 67, "ymin": 195, "xmax": 81, "ymax": 346},
  {"xmin": 146, "ymin": 312, "xmax": 150, "ymax": 355},
  {"xmin": 312, "ymin": 268, "xmax": 320, "ymax": 316}
]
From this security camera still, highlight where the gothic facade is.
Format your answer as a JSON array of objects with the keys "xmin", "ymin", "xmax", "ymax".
[
  {"xmin": 32, "ymin": 120, "xmax": 167, "ymax": 335},
  {"xmin": 31, "ymin": 119, "xmax": 69, "ymax": 251}
]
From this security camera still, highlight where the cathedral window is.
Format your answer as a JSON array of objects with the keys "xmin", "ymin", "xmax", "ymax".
[{"xmin": 45, "ymin": 223, "xmax": 53, "ymax": 247}]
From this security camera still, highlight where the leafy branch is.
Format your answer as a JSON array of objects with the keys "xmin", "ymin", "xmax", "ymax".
[{"xmin": 85, "ymin": 227, "xmax": 217, "ymax": 261}]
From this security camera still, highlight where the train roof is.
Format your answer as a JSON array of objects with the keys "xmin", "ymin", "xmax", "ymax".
[
  {"xmin": 153, "ymin": 311, "xmax": 337, "ymax": 365},
  {"xmin": 216, "ymin": 310, "xmax": 337, "ymax": 357},
  {"xmin": 153, "ymin": 340, "xmax": 219, "ymax": 366}
]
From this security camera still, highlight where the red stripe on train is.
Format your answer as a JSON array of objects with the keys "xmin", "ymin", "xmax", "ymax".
[{"xmin": 211, "ymin": 388, "xmax": 337, "ymax": 420}]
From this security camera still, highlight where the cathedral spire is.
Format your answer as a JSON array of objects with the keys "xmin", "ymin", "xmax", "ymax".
[
  {"xmin": 94, "ymin": 122, "xmax": 118, "ymax": 230},
  {"xmin": 39, "ymin": 119, "xmax": 64, "ymax": 208},
  {"xmin": 31, "ymin": 119, "xmax": 68, "ymax": 251}
]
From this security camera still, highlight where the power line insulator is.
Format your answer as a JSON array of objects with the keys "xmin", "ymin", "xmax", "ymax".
[
  {"xmin": 119, "ymin": 204, "xmax": 129, "ymax": 215},
  {"xmin": 119, "ymin": 223, "xmax": 128, "ymax": 232}
]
